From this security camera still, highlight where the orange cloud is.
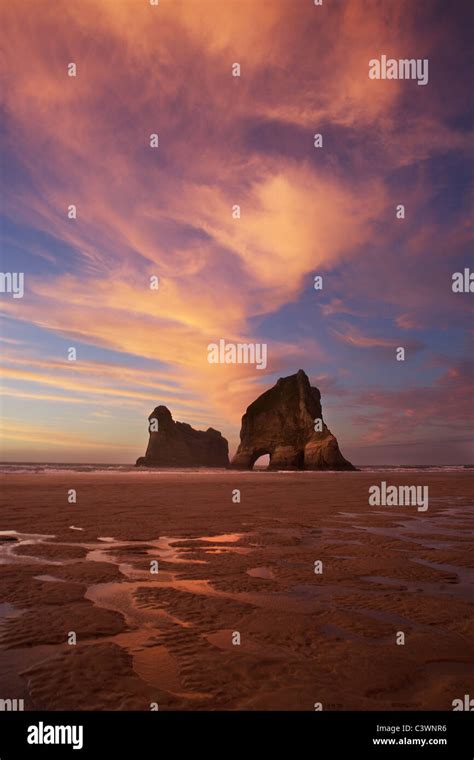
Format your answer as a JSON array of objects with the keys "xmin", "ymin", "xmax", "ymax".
[{"xmin": 1, "ymin": 0, "xmax": 471, "ymax": 460}]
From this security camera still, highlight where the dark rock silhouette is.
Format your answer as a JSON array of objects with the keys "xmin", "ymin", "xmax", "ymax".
[
  {"xmin": 136, "ymin": 406, "xmax": 229, "ymax": 467},
  {"xmin": 230, "ymin": 369, "xmax": 355, "ymax": 470}
]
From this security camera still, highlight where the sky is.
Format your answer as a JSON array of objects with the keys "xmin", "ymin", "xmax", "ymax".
[{"xmin": 0, "ymin": 0, "xmax": 473, "ymax": 465}]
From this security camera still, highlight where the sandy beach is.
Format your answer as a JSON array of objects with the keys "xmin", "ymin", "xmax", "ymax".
[{"xmin": 0, "ymin": 469, "xmax": 472, "ymax": 711}]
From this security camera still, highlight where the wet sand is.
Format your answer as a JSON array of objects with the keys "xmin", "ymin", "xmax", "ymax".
[{"xmin": 0, "ymin": 470, "xmax": 473, "ymax": 711}]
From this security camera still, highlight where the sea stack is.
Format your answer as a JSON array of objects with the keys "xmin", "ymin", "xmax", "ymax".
[
  {"xmin": 230, "ymin": 369, "xmax": 355, "ymax": 471},
  {"xmin": 136, "ymin": 406, "xmax": 229, "ymax": 467}
]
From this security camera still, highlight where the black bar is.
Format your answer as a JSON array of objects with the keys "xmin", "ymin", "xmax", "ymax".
[{"xmin": 0, "ymin": 711, "xmax": 472, "ymax": 758}]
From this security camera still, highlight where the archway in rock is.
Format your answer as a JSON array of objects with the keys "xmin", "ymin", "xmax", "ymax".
[{"xmin": 250, "ymin": 452, "xmax": 271, "ymax": 470}]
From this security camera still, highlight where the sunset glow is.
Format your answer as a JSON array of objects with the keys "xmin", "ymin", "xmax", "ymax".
[{"xmin": 1, "ymin": 0, "xmax": 472, "ymax": 464}]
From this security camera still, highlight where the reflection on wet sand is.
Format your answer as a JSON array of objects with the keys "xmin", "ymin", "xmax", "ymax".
[
  {"xmin": 1, "ymin": 487, "xmax": 473, "ymax": 710},
  {"xmin": 0, "ymin": 530, "xmax": 257, "ymax": 704}
]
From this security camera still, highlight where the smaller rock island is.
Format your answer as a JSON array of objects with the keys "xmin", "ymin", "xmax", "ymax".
[{"xmin": 136, "ymin": 405, "xmax": 230, "ymax": 468}]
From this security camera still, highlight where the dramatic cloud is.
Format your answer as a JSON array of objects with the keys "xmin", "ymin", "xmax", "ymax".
[{"xmin": 1, "ymin": 0, "xmax": 472, "ymax": 462}]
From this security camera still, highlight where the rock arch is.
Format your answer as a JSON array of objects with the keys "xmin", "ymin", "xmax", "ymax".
[{"xmin": 230, "ymin": 370, "xmax": 354, "ymax": 471}]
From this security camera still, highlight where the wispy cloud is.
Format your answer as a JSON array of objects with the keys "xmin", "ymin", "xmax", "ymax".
[{"xmin": 1, "ymin": 0, "xmax": 471, "ymax": 462}]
